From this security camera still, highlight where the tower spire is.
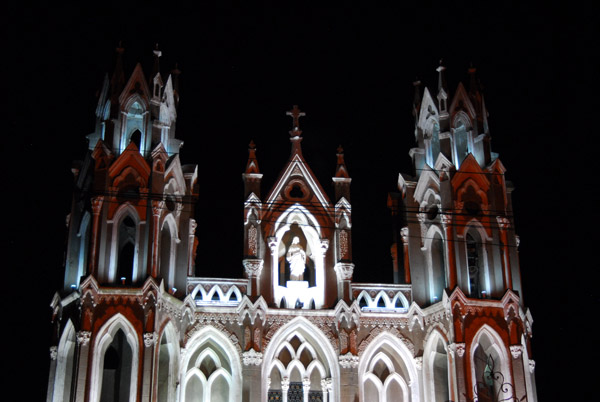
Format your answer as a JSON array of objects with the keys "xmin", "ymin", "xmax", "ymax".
[
  {"xmin": 110, "ymin": 42, "xmax": 126, "ymax": 108},
  {"xmin": 171, "ymin": 62, "xmax": 181, "ymax": 107},
  {"xmin": 152, "ymin": 43, "xmax": 162, "ymax": 83}
]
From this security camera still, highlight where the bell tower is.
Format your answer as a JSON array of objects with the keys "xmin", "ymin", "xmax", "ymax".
[{"xmin": 48, "ymin": 45, "xmax": 198, "ymax": 402}]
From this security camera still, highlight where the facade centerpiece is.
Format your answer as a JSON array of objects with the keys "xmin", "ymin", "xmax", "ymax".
[{"xmin": 47, "ymin": 50, "xmax": 536, "ymax": 402}]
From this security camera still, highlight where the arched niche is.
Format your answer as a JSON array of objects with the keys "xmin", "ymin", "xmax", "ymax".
[
  {"xmin": 108, "ymin": 204, "xmax": 141, "ymax": 285},
  {"xmin": 159, "ymin": 213, "xmax": 178, "ymax": 288},
  {"xmin": 470, "ymin": 325, "xmax": 512, "ymax": 402},
  {"xmin": 271, "ymin": 204, "xmax": 326, "ymax": 309},
  {"xmin": 51, "ymin": 321, "xmax": 77, "ymax": 402},
  {"xmin": 424, "ymin": 225, "xmax": 446, "ymax": 304},
  {"xmin": 90, "ymin": 314, "xmax": 139, "ymax": 402},
  {"xmin": 120, "ymin": 98, "xmax": 147, "ymax": 155},
  {"xmin": 156, "ymin": 322, "xmax": 179, "ymax": 402},
  {"xmin": 464, "ymin": 222, "xmax": 491, "ymax": 299},
  {"xmin": 262, "ymin": 317, "xmax": 338, "ymax": 402},
  {"xmin": 358, "ymin": 332, "xmax": 419, "ymax": 402},
  {"xmin": 423, "ymin": 330, "xmax": 451, "ymax": 402},
  {"xmin": 181, "ymin": 327, "xmax": 242, "ymax": 402}
]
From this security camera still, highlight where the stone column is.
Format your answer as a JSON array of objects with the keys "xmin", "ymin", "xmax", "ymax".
[
  {"xmin": 302, "ymin": 377, "xmax": 311, "ymax": 402},
  {"xmin": 334, "ymin": 263, "xmax": 354, "ymax": 302},
  {"xmin": 46, "ymin": 346, "xmax": 58, "ymax": 402},
  {"xmin": 242, "ymin": 349, "xmax": 263, "ymax": 402},
  {"xmin": 243, "ymin": 259, "xmax": 264, "ymax": 298},
  {"xmin": 74, "ymin": 331, "xmax": 91, "ymax": 402},
  {"xmin": 441, "ymin": 213, "xmax": 457, "ymax": 290},
  {"xmin": 89, "ymin": 197, "xmax": 104, "ymax": 277},
  {"xmin": 281, "ymin": 377, "xmax": 290, "ymax": 402},
  {"xmin": 321, "ymin": 378, "xmax": 332, "ymax": 402},
  {"xmin": 150, "ymin": 201, "xmax": 164, "ymax": 277},
  {"xmin": 497, "ymin": 216, "xmax": 513, "ymax": 290},
  {"xmin": 510, "ymin": 345, "xmax": 527, "ymax": 401},
  {"xmin": 449, "ymin": 342, "xmax": 467, "ymax": 402},
  {"xmin": 187, "ymin": 219, "xmax": 197, "ymax": 276},
  {"xmin": 141, "ymin": 332, "xmax": 157, "ymax": 402},
  {"xmin": 400, "ymin": 227, "xmax": 411, "ymax": 283}
]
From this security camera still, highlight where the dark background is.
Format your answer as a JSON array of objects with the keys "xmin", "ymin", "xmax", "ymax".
[{"xmin": 2, "ymin": 2, "xmax": 594, "ymax": 400}]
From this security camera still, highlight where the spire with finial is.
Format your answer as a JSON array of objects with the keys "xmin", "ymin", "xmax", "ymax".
[
  {"xmin": 335, "ymin": 145, "xmax": 350, "ymax": 179},
  {"xmin": 412, "ymin": 78, "xmax": 422, "ymax": 119},
  {"xmin": 333, "ymin": 145, "xmax": 351, "ymax": 201},
  {"xmin": 152, "ymin": 43, "xmax": 162, "ymax": 82},
  {"xmin": 245, "ymin": 140, "xmax": 260, "ymax": 174},
  {"xmin": 243, "ymin": 140, "xmax": 263, "ymax": 198},
  {"xmin": 171, "ymin": 62, "xmax": 181, "ymax": 107},
  {"xmin": 110, "ymin": 41, "xmax": 126, "ymax": 106},
  {"xmin": 436, "ymin": 59, "xmax": 448, "ymax": 105}
]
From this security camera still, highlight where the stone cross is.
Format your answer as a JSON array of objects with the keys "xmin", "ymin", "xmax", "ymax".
[{"xmin": 286, "ymin": 105, "xmax": 305, "ymax": 132}]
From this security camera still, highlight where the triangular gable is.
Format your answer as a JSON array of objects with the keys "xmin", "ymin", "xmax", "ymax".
[
  {"xmin": 108, "ymin": 141, "xmax": 151, "ymax": 182},
  {"xmin": 413, "ymin": 164, "xmax": 440, "ymax": 204},
  {"xmin": 433, "ymin": 152, "xmax": 453, "ymax": 174},
  {"xmin": 417, "ymin": 87, "xmax": 439, "ymax": 134},
  {"xmin": 451, "ymin": 153, "xmax": 489, "ymax": 192},
  {"xmin": 449, "ymin": 82, "xmax": 477, "ymax": 121},
  {"xmin": 164, "ymin": 153, "xmax": 187, "ymax": 195},
  {"xmin": 118, "ymin": 63, "xmax": 151, "ymax": 107},
  {"xmin": 264, "ymin": 153, "xmax": 332, "ymax": 214},
  {"xmin": 487, "ymin": 158, "xmax": 506, "ymax": 175},
  {"xmin": 92, "ymin": 139, "xmax": 113, "ymax": 168}
]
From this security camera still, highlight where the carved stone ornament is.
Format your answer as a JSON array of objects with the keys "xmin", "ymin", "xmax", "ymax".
[
  {"xmin": 440, "ymin": 213, "xmax": 452, "ymax": 227},
  {"xmin": 302, "ymin": 377, "xmax": 311, "ymax": 389},
  {"xmin": 334, "ymin": 263, "xmax": 354, "ymax": 281},
  {"xmin": 400, "ymin": 226, "xmax": 409, "ymax": 245},
  {"xmin": 510, "ymin": 345, "xmax": 523, "ymax": 359},
  {"xmin": 281, "ymin": 377, "xmax": 290, "ymax": 391},
  {"xmin": 242, "ymin": 349, "xmax": 263, "ymax": 366},
  {"xmin": 77, "ymin": 331, "xmax": 91, "ymax": 346},
  {"xmin": 529, "ymin": 359, "xmax": 536, "ymax": 373},
  {"xmin": 496, "ymin": 216, "xmax": 511, "ymax": 229},
  {"xmin": 321, "ymin": 378, "xmax": 333, "ymax": 391},
  {"xmin": 50, "ymin": 346, "xmax": 58, "ymax": 360},
  {"xmin": 152, "ymin": 200, "xmax": 165, "ymax": 217},
  {"xmin": 243, "ymin": 259, "xmax": 264, "ymax": 278},
  {"xmin": 320, "ymin": 238, "xmax": 330, "ymax": 254},
  {"xmin": 454, "ymin": 342, "xmax": 466, "ymax": 357},
  {"xmin": 189, "ymin": 219, "xmax": 197, "ymax": 235},
  {"xmin": 144, "ymin": 332, "xmax": 158, "ymax": 347},
  {"xmin": 267, "ymin": 236, "xmax": 278, "ymax": 254},
  {"xmin": 414, "ymin": 356, "xmax": 423, "ymax": 370},
  {"xmin": 339, "ymin": 352, "xmax": 359, "ymax": 368}
]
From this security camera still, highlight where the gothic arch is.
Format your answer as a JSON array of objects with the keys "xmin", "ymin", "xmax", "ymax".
[
  {"xmin": 262, "ymin": 317, "xmax": 339, "ymax": 401},
  {"xmin": 358, "ymin": 331, "xmax": 419, "ymax": 402},
  {"xmin": 108, "ymin": 203, "xmax": 141, "ymax": 284},
  {"xmin": 75, "ymin": 211, "xmax": 91, "ymax": 288},
  {"xmin": 181, "ymin": 326, "xmax": 242, "ymax": 402},
  {"xmin": 120, "ymin": 94, "xmax": 149, "ymax": 155},
  {"xmin": 159, "ymin": 213, "xmax": 178, "ymax": 287},
  {"xmin": 156, "ymin": 321, "xmax": 179, "ymax": 402},
  {"xmin": 462, "ymin": 220, "xmax": 492, "ymax": 298},
  {"xmin": 272, "ymin": 204, "xmax": 327, "ymax": 308},
  {"xmin": 423, "ymin": 329, "xmax": 452, "ymax": 402},
  {"xmin": 51, "ymin": 320, "xmax": 77, "ymax": 402},
  {"xmin": 469, "ymin": 325, "xmax": 512, "ymax": 402},
  {"xmin": 90, "ymin": 314, "xmax": 139, "ymax": 402},
  {"xmin": 424, "ymin": 225, "xmax": 447, "ymax": 303}
]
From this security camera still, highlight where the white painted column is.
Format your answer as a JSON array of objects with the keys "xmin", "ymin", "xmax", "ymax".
[
  {"xmin": 281, "ymin": 377, "xmax": 290, "ymax": 402},
  {"xmin": 321, "ymin": 378, "xmax": 332, "ymax": 402},
  {"xmin": 141, "ymin": 332, "xmax": 157, "ymax": 402},
  {"xmin": 46, "ymin": 347, "xmax": 58, "ymax": 402},
  {"xmin": 74, "ymin": 331, "xmax": 91, "ymax": 402},
  {"xmin": 302, "ymin": 378, "xmax": 311, "ymax": 402}
]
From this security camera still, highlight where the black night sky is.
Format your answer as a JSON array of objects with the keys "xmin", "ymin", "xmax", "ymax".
[{"xmin": 2, "ymin": 2, "xmax": 595, "ymax": 400}]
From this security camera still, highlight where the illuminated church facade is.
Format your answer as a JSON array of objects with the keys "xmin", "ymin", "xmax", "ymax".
[{"xmin": 47, "ymin": 48, "xmax": 537, "ymax": 402}]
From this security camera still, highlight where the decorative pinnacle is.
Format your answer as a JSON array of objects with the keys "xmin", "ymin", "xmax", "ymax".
[
  {"xmin": 286, "ymin": 105, "xmax": 306, "ymax": 136},
  {"xmin": 153, "ymin": 43, "xmax": 162, "ymax": 58}
]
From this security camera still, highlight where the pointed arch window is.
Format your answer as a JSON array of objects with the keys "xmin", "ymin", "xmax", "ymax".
[
  {"xmin": 454, "ymin": 124, "xmax": 469, "ymax": 167},
  {"xmin": 130, "ymin": 129, "xmax": 142, "ymax": 151},
  {"xmin": 100, "ymin": 329, "xmax": 133, "ymax": 402},
  {"xmin": 424, "ymin": 333, "xmax": 450, "ymax": 402},
  {"xmin": 466, "ymin": 233, "xmax": 482, "ymax": 298},
  {"xmin": 157, "ymin": 326, "xmax": 178, "ymax": 402},
  {"xmin": 117, "ymin": 216, "xmax": 136, "ymax": 285},
  {"xmin": 430, "ymin": 232, "xmax": 446, "ymax": 303}
]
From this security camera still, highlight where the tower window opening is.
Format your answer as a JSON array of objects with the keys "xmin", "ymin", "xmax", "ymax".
[
  {"xmin": 467, "ymin": 233, "xmax": 482, "ymax": 298},
  {"xmin": 289, "ymin": 184, "xmax": 304, "ymax": 198},
  {"xmin": 130, "ymin": 129, "xmax": 142, "ymax": 151},
  {"xmin": 117, "ymin": 216, "xmax": 136, "ymax": 286}
]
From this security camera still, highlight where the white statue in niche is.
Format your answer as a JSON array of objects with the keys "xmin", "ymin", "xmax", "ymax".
[{"xmin": 286, "ymin": 236, "xmax": 306, "ymax": 280}]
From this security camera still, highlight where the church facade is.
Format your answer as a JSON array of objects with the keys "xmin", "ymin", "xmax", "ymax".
[{"xmin": 47, "ymin": 48, "xmax": 537, "ymax": 402}]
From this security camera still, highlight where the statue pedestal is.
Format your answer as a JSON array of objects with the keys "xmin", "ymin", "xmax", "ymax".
[{"xmin": 285, "ymin": 281, "xmax": 309, "ymax": 308}]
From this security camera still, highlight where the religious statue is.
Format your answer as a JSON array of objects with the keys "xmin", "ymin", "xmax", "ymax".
[{"xmin": 286, "ymin": 236, "xmax": 306, "ymax": 280}]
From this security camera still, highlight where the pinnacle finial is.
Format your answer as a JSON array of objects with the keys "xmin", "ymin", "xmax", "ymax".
[{"xmin": 286, "ymin": 105, "xmax": 306, "ymax": 136}]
